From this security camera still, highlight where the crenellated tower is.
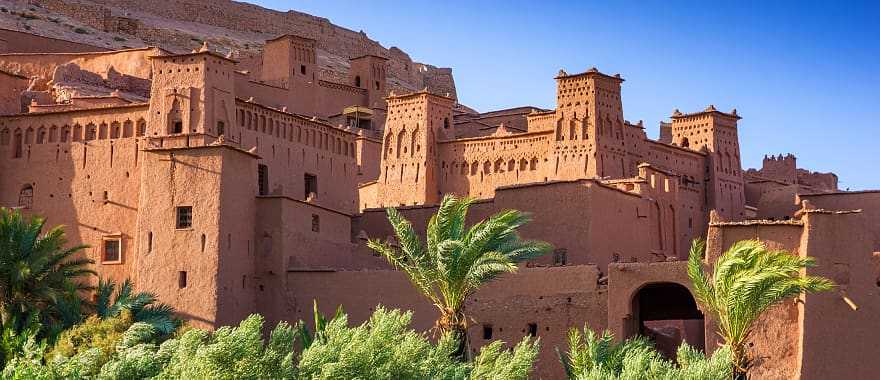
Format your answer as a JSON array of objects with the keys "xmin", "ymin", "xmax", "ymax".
[
  {"xmin": 671, "ymin": 105, "xmax": 744, "ymax": 219},
  {"xmin": 260, "ymin": 35, "xmax": 318, "ymax": 114},
  {"xmin": 376, "ymin": 90, "xmax": 454, "ymax": 207},
  {"xmin": 552, "ymin": 68, "xmax": 628, "ymax": 179},
  {"xmin": 147, "ymin": 45, "xmax": 236, "ymax": 139},
  {"xmin": 350, "ymin": 55, "xmax": 388, "ymax": 109},
  {"xmin": 760, "ymin": 153, "xmax": 797, "ymax": 184}
]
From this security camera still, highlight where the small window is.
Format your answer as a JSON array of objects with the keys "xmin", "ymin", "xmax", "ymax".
[
  {"xmin": 176, "ymin": 206, "xmax": 193, "ymax": 229},
  {"xmin": 258, "ymin": 164, "xmax": 269, "ymax": 196},
  {"xmin": 311, "ymin": 214, "xmax": 320, "ymax": 232},
  {"xmin": 172, "ymin": 121, "xmax": 183, "ymax": 134},
  {"xmin": 102, "ymin": 238, "xmax": 122, "ymax": 263},
  {"xmin": 217, "ymin": 121, "xmax": 225, "ymax": 136},
  {"xmin": 443, "ymin": 117, "xmax": 450, "ymax": 129},
  {"xmin": 300, "ymin": 65, "xmax": 306, "ymax": 75},
  {"xmin": 375, "ymin": 81, "xmax": 380, "ymax": 90},
  {"xmin": 354, "ymin": 75, "xmax": 361, "ymax": 87},
  {"xmin": 304, "ymin": 173, "xmax": 317, "ymax": 199},
  {"xmin": 18, "ymin": 185, "xmax": 33, "ymax": 209},
  {"xmin": 147, "ymin": 231, "xmax": 153, "ymax": 253},
  {"xmin": 483, "ymin": 325, "xmax": 493, "ymax": 340},
  {"xmin": 527, "ymin": 323, "xmax": 538, "ymax": 337},
  {"xmin": 553, "ymin": 248, "xmax": 567, "ymax": 266},
  {"xmin": 178, "ymin": 271, "xmax": 187, "ymax": 288}
]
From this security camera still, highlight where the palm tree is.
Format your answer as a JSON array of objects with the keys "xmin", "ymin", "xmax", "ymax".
[
  {"xmin": 687, "ymin": 238, "xmax": 833, "ymax": 379},
  {"xmin": 367, "ymin": 194, "xmax": 551, "ymax": 359},
  {"xmin": 93, "ymin": 278, "xmax": 180, "ymax": 335},
  {"xmin": 0, "ymin": 208, "xmax": 94, "ymax": 335}
]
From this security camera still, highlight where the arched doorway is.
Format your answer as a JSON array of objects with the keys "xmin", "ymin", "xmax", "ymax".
[{"xmin": 628, "ymin": 282, "xmax": 704, "ymax": 359}]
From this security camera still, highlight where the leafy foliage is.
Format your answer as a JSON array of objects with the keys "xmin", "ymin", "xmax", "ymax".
[
  {"xmin": 2, "ymin": 307, "xmax": 539, "ymax": 380},
  {"xmin": 93, "ymin": 278, "xmax": 180, "ymax": 336},
  {"xmin": 687, "ymin": 238, "xmax": 833, "ymax": 376},
  {"xmin": 367, "ymin": 194, "xmax": 551, "ymax": 358},
  {"xmin": 45, "ymin": 311, "xmax": 134, "ymax": 371},
  {"xmin": 0, "ymin": 208, "xmax": 94, "ymax": 337},
  {"xmin": 558, "ymin": 325, "xmax": 732, "ymax": 380}
]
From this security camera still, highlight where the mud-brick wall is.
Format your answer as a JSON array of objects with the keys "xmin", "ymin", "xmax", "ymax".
[
  {"xmin": 798, "ymin": 210, "xmax": 880, "ymax": 380},
  {"xmin": 280, "ymin": 265, "xmax": 604, "ymax": 379}
]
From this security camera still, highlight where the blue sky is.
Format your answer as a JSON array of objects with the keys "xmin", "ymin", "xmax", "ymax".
[{"xmin": 255, "ymin": 1, "xmax": 878, "ymax": 190}]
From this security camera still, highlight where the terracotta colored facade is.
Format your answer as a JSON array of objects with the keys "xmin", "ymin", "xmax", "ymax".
[{"xmin": 0, "ymin": 30, "xmax": 877, "ymax": 379}]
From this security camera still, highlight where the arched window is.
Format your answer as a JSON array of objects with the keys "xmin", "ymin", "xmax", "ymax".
[
  {"xmin": 0, "ymin": 128, "xmax": 8, "ymax": 145},
  {"xmin": 13, "ymin": 129, "xmax": 22, "ymax": 158},
  {"xmin": 530, "ymin": 157, "xmax": 538, "ymax": 171},
  {"xmin": 98, "ymin": 123, "xmax": 108, "ymax": 139},
  {"xmin": 443, "ymin": 117, "xmax": 450, "ymax": 129},
  {"xmin": 470, "ymin": 162, "xmax": 478, "ymax": 176},
  {"xmin": 18, "ymin": 185, "xmax": 33, "ymax": 209},
  {"xmin": 384, "ymin": 133, "xmax": 392, "ymax": 159},
  {"xmin": 110, "ymin": 122, "xmax": 121, "ymax": 139},
  {"xmin": 354, "ymin": 75, "xmax": 361, "ymax": 88},
  {"xmin": 556, "ymin": 119, "xmax": 564, "ymax": 141},
  {"xmin": 122, "ymin": 120, "xmax": 133, "ymax": 138},
  {"xmin": 681, "ymin": 137, "xmax": 690, "ymax": 148},
  {"xmin": 168, "ymin": 99, "xmax": 183, "ymax": 134},
  {"xmin": 136, "ymin": 119, "xmax": 146, "ymax": 137},
  {"xmin": 494, "ymin": 158, "xmax": 504, "ymax": 173},
  {"xmin": 72, "ymin": 124, "xmax": 82, "ymax": 141},
  {"xmin": 396, "ymin": 129, "xmax": 406, "ymax": 158},
  {"xmin": 410, "ymin": 128, "xmax": 419, "ymax": 157},
  {"xmin": 519, "ymin": 158, "xmax": 528, "ymax": 171},
  {"xmin": 85, "ymin": 123, "xmax": 97, "ymax": 140},
  {"xmin": 60, "ymin": 125, "xmax": 70, "ymax": 142}
]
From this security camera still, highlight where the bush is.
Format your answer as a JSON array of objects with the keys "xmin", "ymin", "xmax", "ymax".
[
  {"xmin": 559, "ymin": 326, "xmax": 732, "ymax": 380},
  {"xmin": 2, "ymin": 307, "xmax": 540, "ymax": 379},
  {"xmin": 46, "ymin": 312, "xmax": 133, "ymax": 364}
]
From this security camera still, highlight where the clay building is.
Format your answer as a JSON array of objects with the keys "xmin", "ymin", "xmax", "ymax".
[{"xmin": 0, "ymin": 30, "xmax": 877, "ymax": 379}]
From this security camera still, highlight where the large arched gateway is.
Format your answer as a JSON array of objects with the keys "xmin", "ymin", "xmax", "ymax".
[{"xmin": 628, "ymin": 282, "xmax": 705, "ymax": 359}]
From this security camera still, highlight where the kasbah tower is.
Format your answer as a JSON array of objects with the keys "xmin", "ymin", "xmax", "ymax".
[{"xmin": 0, "ymin": 6, "xmax": 876, "ymax": 379}]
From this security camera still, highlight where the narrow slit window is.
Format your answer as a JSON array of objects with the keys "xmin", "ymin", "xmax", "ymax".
[
  {"xmin": 258, "ymin": 164, "xmax": 269, "ymax": 196},
  {"xmin": 178, "ymin": 271, "xmax": 187, "ymax": 288},
  {"xmin": 311, "ymin": 214, "xmax": 320, "ymax": 232}
]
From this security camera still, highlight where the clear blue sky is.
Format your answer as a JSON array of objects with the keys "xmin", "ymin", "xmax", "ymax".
[{"xmin": 255, "ymin": 1, "xmax": 878, "ymax": 190}]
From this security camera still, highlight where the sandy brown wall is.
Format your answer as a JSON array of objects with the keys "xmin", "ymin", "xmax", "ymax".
[
  {"xmin": 281, "ymin": 265, "xmax": 605, "ymax": 379},
  {"xmin": 797, "ymin": 210, "xmax": 880, "ymax": 380},
  {"xmin": 0, "ymin": 28, "xmax": 106, "ymax": 54}
]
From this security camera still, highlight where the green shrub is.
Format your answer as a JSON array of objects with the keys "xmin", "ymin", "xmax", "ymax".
[
  {"xmin": 2, "ymin": 308, "xmax": 540, "ymax": 379},
  {"xmin": 47, "ymin": 312, "xmax": 133, "ymax": 363},
  {"xmin": 559, "ymin": 325, "xmax": 732, "ymax": 380}
]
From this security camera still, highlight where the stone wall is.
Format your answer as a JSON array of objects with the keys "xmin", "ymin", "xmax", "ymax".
[{"xmin": 0, "ymin": 27, "xmax": 106, "ymax": 54}]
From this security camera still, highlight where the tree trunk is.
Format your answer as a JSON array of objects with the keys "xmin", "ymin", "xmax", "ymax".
[
  {"xmin": 732, "ymin": 343, "xmax": 749, "ymax": 380},
  {"xmin": 439, "ymin": 309, "xmax": 470, "ymax": 361},
  {"xmin": 451, "ymin": 324, "xmax": 470, "ymax": 361}
]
